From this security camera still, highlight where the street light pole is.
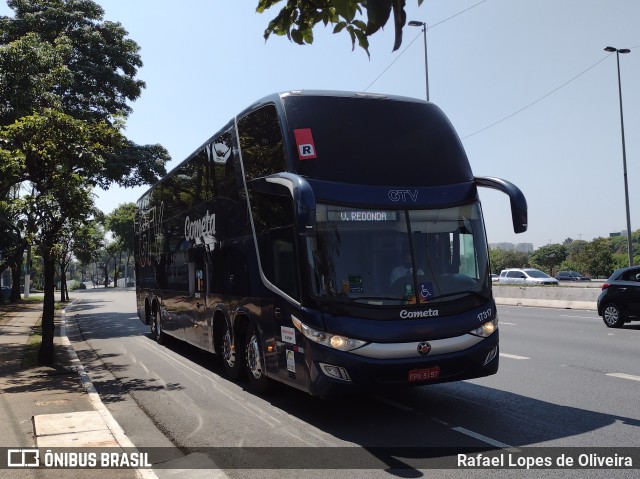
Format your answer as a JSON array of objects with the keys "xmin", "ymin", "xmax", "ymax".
[
  {"xmin": 408, "ymin": 20, "xmax": 429, "ymax": 101},
  {"xmin": 604, "ymin": 46, "xmax": 633, "ymax": 266}
]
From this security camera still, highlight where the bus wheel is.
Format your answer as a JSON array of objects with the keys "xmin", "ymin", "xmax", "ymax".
[
  {"xmin": 602, "ymin": 304, "xmax": 624, "ymax": 328},
  {"xmin": 245, "ymin": 322, "xmax": 271, "ymax": 394},
  {"xmin": 151, "ymin": 309, "xmax": 165, "ymax": 344},
  {"xmin": 222, "ymin": 321, "xmax": 245, "ymax": 379}
]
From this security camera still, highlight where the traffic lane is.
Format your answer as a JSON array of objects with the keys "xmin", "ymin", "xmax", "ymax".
[
  {"xmin": 373, "ymin": 355, "xmax": 640, "ymax": 450},
  {"xmin": 496, "ymin": 306, "xmax": 640, "ymax": 400},
  {"xmin": 67, "ymin": 292, "xmax": 639, "ymax": 462},
  {"xmin": 475, "ymin": 306, "xmax": 640, "ymax": 445}
]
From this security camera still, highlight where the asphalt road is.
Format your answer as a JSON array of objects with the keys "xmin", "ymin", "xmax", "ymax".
[{"xmin": 65, "ymin": 289, "xmax": 640, "ymax": 478}]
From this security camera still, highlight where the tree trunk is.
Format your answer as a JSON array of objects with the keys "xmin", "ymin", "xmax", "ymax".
[
  {"xmin": 59, "ymin": 261, "xmax": 66, "ymax": 302},
  {"xmin": 10, "ymin": 260, "xmax": 21, "ymax": 302},
  {"xmin": 103, "ymin": 260, "xmax": 109, "ymax": 287},
  {"xmin": 38, "ymin": 253, "xmax": 57, "ymax": 365}
]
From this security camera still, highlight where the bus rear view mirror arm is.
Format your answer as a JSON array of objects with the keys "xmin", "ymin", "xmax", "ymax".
[
  {"xmin": 265, "ymin": 173, "xmax": 317, "ymax": 236},
  {"xmin": 475, "ymin": 176, "xmax": 528, "ymax": 234}
]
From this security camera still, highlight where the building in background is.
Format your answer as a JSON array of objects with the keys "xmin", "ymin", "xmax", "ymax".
[{"xmin": 490, "ymin": 242, "xmax": 534, "ymax": 253}]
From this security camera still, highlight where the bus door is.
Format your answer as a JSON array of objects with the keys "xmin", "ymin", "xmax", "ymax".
[
  {"xmin": 268, "ymin": 297, "xmax": 306, "ymax": 388},
  {"xmin": 185, "ymin": 245, "xmax": 207, "ymax": 345}
]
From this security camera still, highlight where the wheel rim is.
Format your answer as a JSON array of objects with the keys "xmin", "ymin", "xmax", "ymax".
[
  {"xmin": 151, "ymin": 312, "xmax": 158, "ymax": 336},
  {"xmin": 604, "ymin": 306, "xmax": 619, "ymax": 325},
  {"xmin": 246, "ymin": 334, "xmax": 263, "ymax": 380},
  {"xmin": 223, "ymin": 330, "xmax": 235, "ymax": 368}
]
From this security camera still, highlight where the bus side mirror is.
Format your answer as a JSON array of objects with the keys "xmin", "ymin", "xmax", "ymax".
[
  {"xmin": 475, "ymin": 176, "xmax": 528, "ymax": 234},
  {"xmin": 254, "ymin": 173, "xmax": 317, "ymax": 236}
]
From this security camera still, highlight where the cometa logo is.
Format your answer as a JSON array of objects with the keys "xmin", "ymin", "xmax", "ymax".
[
  {"xmin": 184, "ymin": 211, "xmax": 216, "ymax": 241},
  {"xmin": 400, "ymin": 309, "xmax": 439, "ymax": 319}
]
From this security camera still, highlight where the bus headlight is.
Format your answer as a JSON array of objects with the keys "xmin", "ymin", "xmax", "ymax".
[
  {"xmin": 292, "ymin": 316, "xmax": 367, "ymax": 351},
  {"xmin": 470, "ymin": 318, "xmax": 498, "ymax": 338}
]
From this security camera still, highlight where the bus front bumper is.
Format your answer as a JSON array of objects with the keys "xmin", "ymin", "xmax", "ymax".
[{"xmin": 301, "ymin": 331, "xmax": 499, "ymax": 397}]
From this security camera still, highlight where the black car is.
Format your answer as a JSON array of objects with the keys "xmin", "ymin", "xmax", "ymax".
[
  {"xmin": 555, "ymin": 271, "xmax": 590, "ymax": 281},
  {"xmin": 597, "ymin": 266, "xmax": 640, "ymax": 327}
]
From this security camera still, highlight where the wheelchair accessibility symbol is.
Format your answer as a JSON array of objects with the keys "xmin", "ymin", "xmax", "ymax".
[{"xmin": 419, "ymin": 282, "xmax": 433, "ymax": 300}]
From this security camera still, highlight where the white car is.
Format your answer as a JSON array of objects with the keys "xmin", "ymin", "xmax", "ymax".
[{"xmin": 499, "ymin": 268, "xmax": 559, "ymax": 285}]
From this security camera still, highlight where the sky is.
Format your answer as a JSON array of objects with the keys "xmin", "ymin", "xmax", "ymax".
[{"xmin": 2, "ymin": 0, "xmax": 639, "ymax": 250}]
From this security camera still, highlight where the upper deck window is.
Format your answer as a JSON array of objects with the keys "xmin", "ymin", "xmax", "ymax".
[{"xmin": 237, "ymin": 104, "xmax": 287, "ymax": 181}]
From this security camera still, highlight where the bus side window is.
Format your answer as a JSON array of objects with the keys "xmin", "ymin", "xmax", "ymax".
[
  {"xmin": 237, "ymin": 104, "xmax": 287, "ymax": 180},
  {"xmin": 211, "ymin": 131, "xmax": 238, "ymax": 202}
]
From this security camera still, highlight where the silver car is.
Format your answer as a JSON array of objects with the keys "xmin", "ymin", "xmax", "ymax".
[{"xmin": 499, "ymin": 268, "xmax": 559, "ymax": 285}]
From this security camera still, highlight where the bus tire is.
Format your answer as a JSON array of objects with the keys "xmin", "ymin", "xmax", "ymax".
[
  {"xmin": 223, "ymin": 320, "xmax": 245, "ymax": 379},
  {"xmin": 602, "ymin": 303, "xmax": 624, "ymax": 328},
  {"xmin": 151, "ymin": 308, "xmax": 165, "ymax": 344},
  {"xmin": 245, "ymin": 322, "xmax": 271, "ymax": 394}
]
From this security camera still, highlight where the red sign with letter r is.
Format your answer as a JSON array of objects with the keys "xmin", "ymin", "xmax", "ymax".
[{"xmin": 294, "ymin": 128, "xmax": 317, "ymax": 160}]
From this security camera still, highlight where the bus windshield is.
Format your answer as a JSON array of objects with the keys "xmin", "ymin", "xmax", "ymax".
[{"xmin": 307, "ymin": 203, "xmax": 490, "ymax": 306}]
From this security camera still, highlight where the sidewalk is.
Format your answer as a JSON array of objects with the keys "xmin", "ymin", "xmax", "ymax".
[{"xmin": 0, "ymin": 302, "xmax": 140, "ymax": 478}]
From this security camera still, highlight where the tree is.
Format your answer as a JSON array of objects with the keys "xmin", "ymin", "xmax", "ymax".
[
  {"xmin": 257, "ymin": 0, "xmax": 425, "ymax": 55},
  {"xmin": 0, "ymin": 0, "xmax": 170, "ymax": 364},
  {"xmin": 489, "ymin": 248, "xmax": 530, "ymax": 274},
  {"xmin": 0, "ymin": 179, "xmax": 27, "ymax": 302},
  {"xmin": 72, "ymin": 218, "xmax": 105, "ymax": 285},
  {"xmin": 105, "ymin": 202, "xmax": 136, "ymax": 286},
  {"xmin": 0, "ymin": 26, "xmax": 71, "ymax": 297},
  {"xmin": 573, "ymin": 238, "xmax": 614, "ymax": 278},
  {"xmin": 565, "ymin": 239, "xmax": 588, "ymax": 258},
  {"xmin": 1, "ymin": 110, "xmax": 119, "ymax": 362},
  {"xmin": 530, "ymin": 244, "xmax": 567, "ymax": 276},
  {"xmin": 54, "ymin": 210, "xmax": 101, "ymax": 301}
]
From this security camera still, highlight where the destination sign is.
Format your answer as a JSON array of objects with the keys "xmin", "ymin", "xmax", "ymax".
[{"xmin": 327, "ymin": 210, "xmax": 397, "ymax": 222}]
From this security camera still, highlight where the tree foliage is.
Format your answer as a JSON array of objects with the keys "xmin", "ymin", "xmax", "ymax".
[
  {"xmin": 0, "ymin": 31, "xmax": 71, "ymax": 124},
  {"xmin": 572, "ymin": 238, "xmax": 614, "ymax": 278},
  {"xmin": 489, "ymin": 248, "xmax": 530, "ymax": 274},
  {"xmin": 0, "ymin": 0, "xmax": 170, "ymax": 364},
  {"xmin": 105, "ymin": 203, "xmax": 136, "ymax": 252},
  {"xmin": 105, "ymin": 202, "xmax": 136, "ymax": 286},
  {"xmin": 530, "ymin": 244, "xmax": 567, "ymax": 277},
  {"xmin": 72, "ymin": 218, "xmax": 104, "ymax": 267},
  {"xmin": 257, "ymin": 0, "xmax": 425, "ymax": 56},
  {"xmin": 2, "ymin": 0, "xmax": 144, "ymax": 122}
]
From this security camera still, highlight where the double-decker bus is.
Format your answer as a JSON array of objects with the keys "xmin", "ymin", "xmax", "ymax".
[{"xmin": 134, "ymin": 91, "xmax": 527, "ymax": 396}]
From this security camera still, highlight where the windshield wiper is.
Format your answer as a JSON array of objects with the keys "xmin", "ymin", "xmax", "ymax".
[
  {"xmin": 317, "ymin": 295, "xmax": 406, "ymax": 304},
  {"xmin": 428, "ymin": 290, "xmax": 489, "ymax": 302}
]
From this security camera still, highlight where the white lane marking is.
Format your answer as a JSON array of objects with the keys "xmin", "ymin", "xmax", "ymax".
[
  {"xmin": 500, "ymin": 322, "xmax": 516, "ymax": 326},
  {"xmin": 452, "ymin": 427, "xmax": 519, "ymax": 452},
  {"xmin": 499, "ymin": 353, "xmax": 530, "ymax": 360},
  {"xmin": 607, "ymin": 373, "xmax": 640, "ymax": 382},
  {"xmin": 374, "ymin": 399, "xmax": 520, "ymax": 453}
]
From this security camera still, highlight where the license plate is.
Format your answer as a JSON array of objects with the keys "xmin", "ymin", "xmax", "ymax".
[{"xmin": 408, "ymin": 366, "xmax": 440, "ymax": 382}]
